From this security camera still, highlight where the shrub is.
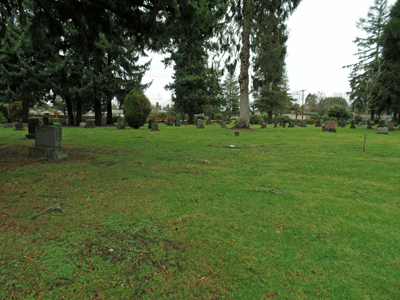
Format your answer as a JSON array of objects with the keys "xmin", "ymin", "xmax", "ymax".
[
  {"xmin": 196, "ymin": 114, "xmax": 205, "ymax": 120},
  {"xmin": 354, "ymin": 115, "xmax": 363, "ymax": 123},
  {"xmin": 51, "ymin": 118, "xmax": 60, "ymax": 124},
  {"xmin": 0, "ymin": 105, "xmax": 8, "ymax": 118},
  {"xmin": 8, "ymin": 101, "xmax": 23, "ymax": 120},
  {"xmin": 277, "ymin": 115, "xmax": 291, "ymax": 123},
  {"xmin": 250, "ymin": 114, "xmax": 260, "ymax": 124},
  {"xmin": 157, "ymin": 112, "xmax": 167, "ymax": 122},
  {"xmin": 261, "ymin": 113, "xmax": 269, "ymax": 122},
  {"xmin": 214, "ymin": 113, "xmax": 223, "ymax": 121},
  {"xmin": 0, "ymin": 112, "xmax": 3, "ymax": 118},
  {"xmin": 310, "ymin": 113, "xmax": 320, "ymax": 120},
  {"xmin": 307, "ymin": 119, "xmax": 316, "ymax": 125},
  {"xmin": 123, "ymin": 90, "xmax": 151, "ymax": 129},
  {"xmin": 327, "ymin": 105, "xmax": 352, "ymax": 120}
]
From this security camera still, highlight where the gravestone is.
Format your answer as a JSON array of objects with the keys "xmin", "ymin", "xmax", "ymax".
[
  {"xmin": 369, "ymin": 120, "xmax": 375, "ymax": 125},
  {"xmin": 220, "ymin": 121, "xmax": 227, "ymax": 128},
  {"xmin": 79, "ymin": 122, "xmax": 86, "ymax": 128},
  {"xmin": 350, "ymin": 120, "xmax": 356, "ymax": 129},
  {"xmin": 282, "ymin": 122, "xmax": 286, "ymax": 128},
  {"xmin": 288, "ymin": 121, "xmax": 295, "ymax": 128},
  {"xmin": 197, "ymin": 119, "xmax": 205, "ymax": 129},
  {"xmin": 206, "ymin": 119, "xmax": 212, "ymax": 125},
  {"xmin": 117, "ymin": 118, "xmax": 125, "ymax": 130},
  {"xmin": 175, "ymin": 120, "xmax": 181, "ymax": 127},
  {"xmin": 301, "ymin": 121, "xmax": 307, "ymax": 127},
  {"xmin": 26, "ymin": 118, "xmax": 40, "ymax": 139},
  {"xmin": 14, "ymin": 122, "xmax": 25, "ymax": 131},
  {"xmin": 234, "ymin": 132, "xmax": 239, "ymax": 136},
  {"xmin": 101, "ymin": 116, "xmax": 107, "ymax": 126},
  {"xmin": 367, "ymin": 123, "xmax": 373, "ymax": 129},
  {"xmin": 274, "ymin": 121, "xmax": 278, "ymax": 128},
  {"xmin": 315, "ymin": 120, "xmax": 322, "ymax": 127},
  {"xmin": 151, "ymin": 123, "xmax": 160, "ymax": 131},
  {"xmin": 167, "ymin": 118, "xmax": 174, "ymax": 126},
  {"xmin": 394, "ymin": 121, "xmax": 398, "ymax": 127},
  {"xmin": 29, "ymin": 126, "xmax": 68, "ymax": 160},
  {"xmin": 4, "ymin": 123, "xmax": 13, "ymax": 128},
  {"xmin": 323, "ymin": 120, "xmax": 336, "ymax": 132},
  {"xmin": 358, "ymin": 122, "xmax": 364, "ymax": 127},
  {"xmin": 43, "ymin": 117, "xmax": 49, "ymax": 125},
  {"xmin": 1, "ymin": 118, "xmax": 7, "ymax": 124},
  {"xmin": 387, "ymin": 122, "xmax": 394, "ymax": 131},
  {"xmin": 378, "ymin": 120, "xmax": 386, "ymax": 127},
  {"xmin": 377, "ymin": 127, "xmax": 388, "ymax": 134},
  {"xmin": 261, "ymin": 123, "xmax": 267, "ymax": 129},
  {"xmin": 86, "ymin": 119, "xmax": 95, "ymax": 128},
  {"xmin": 148, "ymin": 118, "xmax": 152, "ymax": 129}
]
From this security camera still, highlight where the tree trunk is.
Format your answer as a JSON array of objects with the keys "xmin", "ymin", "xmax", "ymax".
[
  {"xmin": 188, "ymin": 112, "xmax": 195, "ymax": 124},
  {"xmin": 233, "ymin": 1, "xmax": 251, "ymax": 129},
  {"xmin": 107, "ymin": 96, "xmax": 113, "ymax": 124},
  {"xmin": 65, "ymin": 96, "xmax": 75, "ymax": 126},
  {"xmin": 22, "ymin": 98, "xmax": 30, "ymax": 123},
  {"xmin": 370, "ymin": 109, "xmax": 375, "ymax": 120},
  {"xmin": 267, "ymin": 110, "xmax": 273, "ymax": 124},
  {"xmin": 76, "ymin": 97, "xmax": 82, "ymax": 125},
  {"xmin": 94, "ymin": 97, "xmax": 102, "ymax": 126},
  {"xmin": 363, "ymin": 109, "xmax": 368, "ymax": 152}
]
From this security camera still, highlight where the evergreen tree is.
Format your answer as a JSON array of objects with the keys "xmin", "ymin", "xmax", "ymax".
[
  {"xmin": 221, "ymin": 0, "xmax": 301, "ymax": 128},
  {"xmin": 383, "ymin": 0, "xmax": 400, "ymax": 121},
  {"xmin": 164, "ymin": 0, "xmax": 227, "ymax": 124},
  {"xmin": 221, "ymin": 69, "xmax": 240, "ymax": 118},
  {"xmin": 345, "ymin": 0, "xmax": 390, "ymax": 121}
]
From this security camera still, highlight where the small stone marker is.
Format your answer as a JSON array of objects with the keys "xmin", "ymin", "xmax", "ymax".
[
  {"xmin": 14, "ymin": 122, "xmax": 25, "ymax": 130},
  {"xmin": 358, "ymin": 122, "xmax": 364, "ymax": 127},
  {"xmin": 26, "ymin": 118, "xmax": 40, "ymax": 139},
  {"xmin": 234, "ymin": 132, "xmax": 239, "ymax": 136},
  {"xmin": 288, "ymin": 121, "xmax": 294, "ymax": 127},
  {"xmin": 206, "ymin": 119, "xmax": 212, "ymax": 125},
  {"xmin": 29, "ymin": 126, "xmax": 68, "ymax": 160},
  {"xmin": 86, "ymin": 119, "xmax": 95, "ymax": 128},
  {"xmin": 261, "ymin": 123, "xmax": 267, "ymax": 129},
  {"xmin": 315, "ymin": 120, "xmax": 322, "ymax": 127},
  {"xmin": 175, "ymin": 120, "xmax": 181, "ymax": 127},
  {"xmin": 197, "ymin": 119, "xmax": 205, "ymax": 129},
  {"xmin": 4, "ymin": 122, "xmax": 13, "ymax": 128},
  {"xmin": 220, "ymin": 121, "xmax": 227, "ymax": 128},
  {"xmin": 274, "ymin": 121, "xmax": 278, "ymax": 128},
  {"xmin": 79, "ymin": 122, "xmax": 86, "ymax": 128},
  {"xmin": 377, "ymin": 127, "xmax": 388, "ymax": 134},
  {"xmin": 301, "ymin": 121, "xmax": 307, "ymax": 127},
  {"xmin": 323, "ymin": 120, "xmax": 336, "ymax": 132},
  {"xmin": 151, "ymin": 123, "xmax": 160, "ymax": 131},
  {"xmin": 167, "ymin": 118, "xmax": 174, "ymax": 126},
  {"xmin": 388, "ymin": 122, "xmax": 394, "ymax": 131},
  {"xmin": 350, "ymin": 120, "xmax": 356, "ymax": 129},
  {"xmin": 370, "ymin": 120, "xmax": 375, "ymax": 125},
  {"xmin": 117, "ymin": 118, "xmax": 125, "ymax": 130},
  {"xmin": 101, "ymin": 116, "xmax": 107, "ymax": 126}
]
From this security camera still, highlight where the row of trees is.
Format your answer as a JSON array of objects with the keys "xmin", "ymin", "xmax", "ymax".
[{"xmin": 0, "ymin": 0, "xmax": 302, "ymax": 126}]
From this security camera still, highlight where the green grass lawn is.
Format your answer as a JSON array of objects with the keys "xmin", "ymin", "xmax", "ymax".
[{"xmin": 1, "ymin": 123, "xmax": 399, "ymax": 299}]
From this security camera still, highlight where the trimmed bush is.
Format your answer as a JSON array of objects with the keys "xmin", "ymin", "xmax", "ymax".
[
  {"xmin": 196, "ymin": 114, "xmax": 205, "ymax": 120},
  {"xmin": 277, "ymin": 115, "xmax": 291, "ymax": 123},
  {"xmin": 250, "ymin": 114, "xmax": 260, "ymax": 124},
  {"xmin": 157, "ymin": 112, "xmax": 168, "ymax": 122},
  {"xmin": 8, "ymin": 101, "xmax": 23, "ymax": 120},
  {"xmin": 310, "ymin": 113, "xmax": 320, "ymax": 120},
  {"xmin": 214, "ymin": 113, "xmax": 223, "ymax": 121},
  {"xmin": 124, "ymin": 90, "xmax": 151, "ymax": 129},
  {"xmin": 307, "ymin": 119, "xmax": 317, "ymax": 125}
]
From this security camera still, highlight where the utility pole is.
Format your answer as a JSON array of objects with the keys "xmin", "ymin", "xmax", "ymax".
[{"xmin": 300, "ymin": 90, "xmax": 306, "ymax": 120}]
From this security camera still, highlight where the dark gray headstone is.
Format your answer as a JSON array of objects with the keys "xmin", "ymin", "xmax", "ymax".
[
  {"xmin": 117, "ymin": 118, "xmax": 125, "ymax": 130},
  {"xmin": 167, "ymin": 118, "xmax": 174, "ymax": 126},
  {"xmin": 26, "ymin": 118, "xmax": 40, "ymax": 139},
  {"xmin": 151, "ymin": 123, "xmax": 160, "ymax": 131},
  {"xmin": 101, "ymin": 116, "xmax": 107, "ymax": 126},
  {"xmin": 197, "ymin": 119, "xmax": 205, "ymax": 129},
  {"xmin": 358, "ymin": 122, "xmax": 364, "ymax": 127},
  {"xmin": 29, "ymin": 126, "xmax": 68, "ymax": 160},
  {"xmin": 388, "ymin": 122, "xmax": 394, "ymax": 131},
  {"xmin": 86, "ymin": 119, "xmax": 95, "ymax": 128},
  {"xmin": 220, "ymin": 121, "xmax": 227, "ymax": 128},
  {"xmin": 378, "ymin": 120, "xmax": 386, "ymax": 127},
  {"xmin": 234, "ymin": 132, "xmax": 239, "ymax": 136},
  {"xmin": 288, "ymin": 121, "xmax": 294, "ymax": 128},
  {"xmin": 175, "ymin": 120, "xmax": 181, "ymax": 127},
  {"xmin": 301, "ymin": 121, "xmax": 307, "ymax": 127},
  {"xmin": 14, "ymin": 122, "xmax": 25, "ymax": 130},
  {"xmin": 261, "ymin": 123, "xmax": 267, "ymax": 129},
  {"xmin": 4, "ymin": 123, "xmax": 13, "ymax": 128}
]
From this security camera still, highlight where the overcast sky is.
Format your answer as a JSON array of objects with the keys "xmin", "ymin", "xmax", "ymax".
[{"xmin": 140, "ymin": 0, "xmax": 396, "ymax": 106}]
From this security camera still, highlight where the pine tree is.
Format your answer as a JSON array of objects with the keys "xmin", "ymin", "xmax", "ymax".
[
  {"xmin": 221, "ymin": 0, "xmax": 301, "ymax": 128},
  {"xmin": 221, "ymin": 69, "xmax": 240, "ymax": 119}
]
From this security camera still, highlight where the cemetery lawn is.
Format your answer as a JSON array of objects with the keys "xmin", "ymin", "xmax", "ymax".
[{"xmin": 1, "ymin": 123, "xmax": 400, "ymax": 299}]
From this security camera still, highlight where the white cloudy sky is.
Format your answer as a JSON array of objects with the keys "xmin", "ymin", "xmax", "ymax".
[{"xmin": 140, "ymin": 0, "xmax": 396, "ymax": 105}]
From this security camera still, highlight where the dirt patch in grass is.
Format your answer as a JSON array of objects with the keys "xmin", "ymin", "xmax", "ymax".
[{"xmin": 0, "ymin": 144, "xmax": 92, "ymax": 172}]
